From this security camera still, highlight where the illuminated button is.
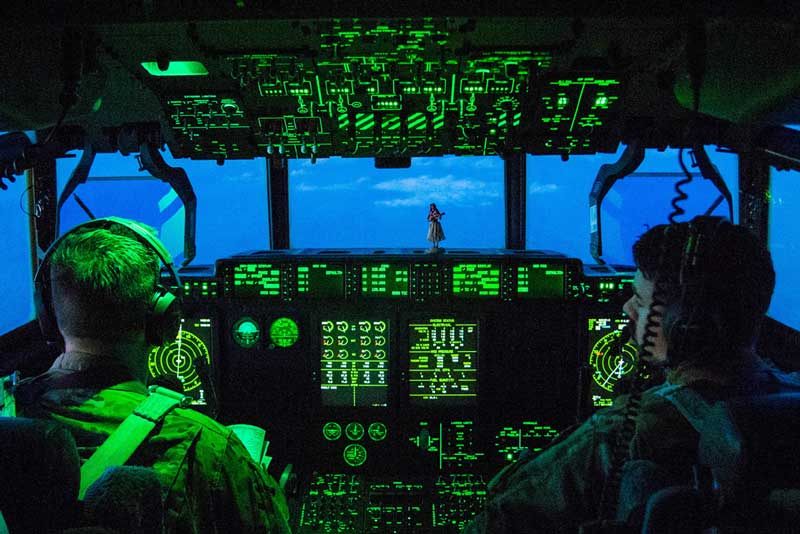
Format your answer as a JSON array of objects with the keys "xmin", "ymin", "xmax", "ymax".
[
  {"xmin": 232, "ymin": 317, "xmax": 260, "ymax": 348},
  {"xmin": 343, "ymin": 443, "xmax": 367, "ymax": 467},
  {"xmin": 345, "ymin": 422, "xmax": 365, "ymax": 441},
  {"xmin": 367, "ymin": 422, "xmax": 387, "ymax": 442},
  {"xmin": 269, "ymin": 317, "xmax": 299, "ymax": 348},
  {"xmin": 322, "ymin": 422, "xmax": 342, "ymax": 441}
]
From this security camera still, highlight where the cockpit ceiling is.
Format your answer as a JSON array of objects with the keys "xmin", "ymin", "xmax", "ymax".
[{"xmin": 2, "ymin": 8, "xmax": 799, "ymax": 160}]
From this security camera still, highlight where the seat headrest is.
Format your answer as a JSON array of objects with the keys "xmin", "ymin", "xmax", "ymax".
[
  {"xmin": 725, "ymin": 393, "xmax": 800, "ymax": 487},
  {"xmin": 0, "ymin": 417, "xmax": 81, "ymax": 531}
]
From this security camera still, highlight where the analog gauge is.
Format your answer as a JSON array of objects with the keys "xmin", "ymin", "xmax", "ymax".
[
  {"xmin": 345, "ymin": 422, "xmax": 365, "ymax": 441},
  {"xmin": 589, "ymin": 330, "xmax": 638, "ymax": 393},
  {"xmin": 367, "ymin": 422, "xmax": 387, "ymax": 442},
  {"xmin": 343, "ymin": 443, "xmax": 367, "ymax": 467},
  {"xmin": 232, "ymin": 317, "xmax": 260, "ymax": 348},
  {"xmin": 269, "ymin": 317, "xmax": 299, "ymax": 348},
  {"xmin": 322, "ymin": 422, "xmax": 342, "ymax": 441}
]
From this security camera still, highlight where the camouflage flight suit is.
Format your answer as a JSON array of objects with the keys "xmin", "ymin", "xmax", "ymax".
[
  {"xmin": 462, "ymin": 354, "xmax": 800, "ymax": 533},
  {"xmin": 16, "ymin": 352, "xmax": 292, "ymax": 534}
]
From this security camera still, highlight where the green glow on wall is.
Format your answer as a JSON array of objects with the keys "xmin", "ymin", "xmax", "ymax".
[
  {"xmin": 141, "ymin": 61, "xmax": 209, "ymax": 76},
  {"xmin": 269, "ymin": 317, "xmax": 299, "ymax": 348}
]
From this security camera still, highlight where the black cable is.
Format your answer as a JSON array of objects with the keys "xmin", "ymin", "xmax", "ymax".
[
  {"xmin": 19, "ymin": 184, "xmax": 34, "ymax": 216},
  {"xmin": 669, "ymin": 148, "xmax": 693, "ymax": 225},
  {"xmin": 597, "ymin": 280, "xmax": 665, "ymax": 520}
]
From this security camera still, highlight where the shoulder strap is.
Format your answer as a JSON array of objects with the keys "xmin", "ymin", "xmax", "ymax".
[{"xmin": 79, "ymin": 386, "xmax": 190, "ymax": 500}]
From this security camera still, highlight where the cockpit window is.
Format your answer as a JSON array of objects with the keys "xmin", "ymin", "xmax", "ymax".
[
  {"xmin": 57, "ymin": 149, "xmax": 268, "ymax": 265},
  {"xmin": 0, "ymin": 136, "xmax": 34, "ymax": 334},
  {"xmin": 528, "ymin": 146, "xmax": 739, "ymax": 266},
  {"xmin": 768, "ymin": 166, "xmax": 799, "ymax": 330},
  {"xmin": 289, "ymin": 156, "xmax": 504, "ymax": 249}
]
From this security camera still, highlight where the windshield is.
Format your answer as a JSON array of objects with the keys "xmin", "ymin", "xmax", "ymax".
[{"xmin": 53, "ymin": 145, "xmax": 737, "ymax": 267}]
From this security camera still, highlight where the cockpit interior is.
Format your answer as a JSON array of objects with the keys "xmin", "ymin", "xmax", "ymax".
[{"xmin": 1, "ymin": 1, "xmax": 799, "ymax": 532}]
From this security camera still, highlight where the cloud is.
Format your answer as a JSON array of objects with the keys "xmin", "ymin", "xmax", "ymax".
[
  {"xmin": 372, "ymin": 174, "xmax": 502, "ymax": 208},
  {"xmin": 293, "ymin": 175, "xmax": 371, "ymax": 192},
  {"xmin": 529, "ymin": 182, "xmax": 559, "ymax": 194}
]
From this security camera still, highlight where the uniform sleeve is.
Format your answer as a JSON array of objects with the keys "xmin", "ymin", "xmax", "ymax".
[{"xmin": 213, "ymin": 434, "xmax": 292, "ymax": 534}]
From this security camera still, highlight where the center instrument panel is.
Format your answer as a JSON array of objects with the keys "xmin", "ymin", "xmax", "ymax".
[{"xmin": 151, "ymin": 250, "xmax": 635, "ymax": 533}]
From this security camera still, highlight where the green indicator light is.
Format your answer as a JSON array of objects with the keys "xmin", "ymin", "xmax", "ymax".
[
  {"xmin": 233, "ymin": 317, "xmax": 260, "ymax": 348},
  {"xmin": 368, "ymin": 422, "xmax": 388, "ymax": 441},
  {"xmin": 322, "ymin": 421, "xmax": 342, "ymax": 441},
  {"xmin": 269, "ymin": 317, "xmax": 299, "ymax": 348},
  {"xmin": 343, "ymin": 443, "xmax": 367, "ymax": 467},
  {"xmin": 92, "ymin": 97, "xmax": 103, "ymax": 112},
  {"xmin": 345, "ymin": 422, "xmax": 365, "ymax": 441},
  {"xmin": 557, "ymin": 96, "xmax": 569, "ymax": 106},
  {"xmin": 141, "ymin": 61, "xmax": 208, "ymax": 76}
]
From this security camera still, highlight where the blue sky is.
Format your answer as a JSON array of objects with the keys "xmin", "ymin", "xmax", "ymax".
[{"xmin": 2, "ymin": 144, "xmax": 798, "ymax": 334}]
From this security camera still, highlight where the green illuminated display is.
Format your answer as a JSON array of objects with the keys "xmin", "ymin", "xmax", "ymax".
[
  {"xmin": 409, "ymin": 420, "xmax": 484, "ymax": 470},
  {"xmin": 516, "ymin": 263, "xmax": 564, "ymax": 298},
  {"xmin": 141, "ymin": 61, "xmax": 208, "ymax": 76},
  {"xmin": 588, "ymin": 317, "xmax": 639, "ymax": 407},
  {"xmin": 321, "ymin": 320, "xmax": 389, "ymax": 407},
  {"xmin": 409, "ymin": 319, "xmax": 478, "ymax": 405},
  {"xmin": 269, "ymin": 317, "xmax": 299, "ymax": 348},
  {"xmin": 345, "ymin": 422, "xmax": 365, "ymax": 441},
  {"xmin": 232, "ymin": 263, "xmax": 281, "ymax": 297},
  {"xmin": 343, "ymin": 443, "xmax": 367, "ymax": 467},
  {"xmin": 148, "ymin": 318, "xmax": 213, "ymax": 405},
  {"xmin": 232, "ymin": 317, "xmax": 260, "ymax": 348},
  {"xmin": 298, "ymin": 264, "xmax": 344, "ymax": 298},
  {"xmin": 367, "ymin": 422, "xmax": 387, "ymax": 442},
  {"xmin": 452, "ymin": 264, "xmax": 500, "ymax": 297},
  {"xmin": 361, "ymin": 264, "xmax": 409, "ymax": 297},
  {"xmin": 322, "ymin": 422, "xmax": 342, "ymax": 441},
  {"xmin": 494, "ymin": 422, "xmax": 559, "ymax": 462}
]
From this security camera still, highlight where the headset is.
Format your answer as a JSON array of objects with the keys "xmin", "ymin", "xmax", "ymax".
[
  {"xmin": 34, "ymin": 217, "xmax": 182, "ymax": 347},
  {"xmin": 661, "ymin": 215, "xmax": 730, "ymax": 366}
]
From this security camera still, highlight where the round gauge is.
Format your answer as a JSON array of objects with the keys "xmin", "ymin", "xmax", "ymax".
[
  {"xmin": 589, "ymin": 330, "xmax": 639, "ymax": 393},
  {"xmin": 232, "ymin": 317, "xmax": 260, "ymax": 348},
  {"xmin": 322, "ymin": 422, "xmax": 342, "ymax": 441},
  {"xmin": 343, "ymin": 443, "xmax": 367, "ymax": 467},
  {"xmin": 269, "ymin": 317, "xmax": 299, "ymax": 348},
  {"xmin": 367, "ymin": 422, "xmax": 387, "ymax": 442},
  {"xmin": 345, "ymin": 422, "xmax": 365, "ymax": 441},
  {"xmin": 148, "ymin": 330, "xmax": 210, "ymax": 392}
]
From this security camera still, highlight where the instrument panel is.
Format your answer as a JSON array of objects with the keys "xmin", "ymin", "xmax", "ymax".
[{"xmin": 150, "ymin": 250, "xmax": 634, "ymax": 532}]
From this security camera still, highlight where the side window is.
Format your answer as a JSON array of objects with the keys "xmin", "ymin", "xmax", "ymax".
[
  {"xmin": 768, "ymin": 166, "xmax": 800, "ymax": 330},
  {"xmin": 56, "ymin": 150, "xmax": 268, "ymax": 265},
  {"xmin": 0, "ymin": 140, "xmax": 34, "ymax": 334},
  {"xmin": 289, "ymin": 156, "xmax": 504, "ymax": 248},
  {"xmin": 527, "ymin": 146, "xmax": 738, "ymax": 266}
]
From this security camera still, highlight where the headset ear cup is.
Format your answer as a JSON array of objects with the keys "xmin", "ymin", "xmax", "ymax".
[
  {"xmin": 145, "ymin": 287, "xmax": 181, "ymax": 347},
  {"xmin": 661, "ymin": 301, "xmax": 684, "ymax": 363},
  {"xmin": 34, "ymin": 278, "xmax": 61, "ymax": 345}
]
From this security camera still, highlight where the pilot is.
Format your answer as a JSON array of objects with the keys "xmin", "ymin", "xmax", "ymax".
[
  {"xmin": 463, "ymin": 218, "xmax": 800, "ymax": 533},
  {"xmin": 15, "ymin": 220, "xmax": 292, "ymax": 534}
]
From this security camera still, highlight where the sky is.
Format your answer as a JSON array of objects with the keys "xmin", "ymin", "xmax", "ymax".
[{"xmin": 2, "ymin": 143, "xmax": 798, "ymax": 334}]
